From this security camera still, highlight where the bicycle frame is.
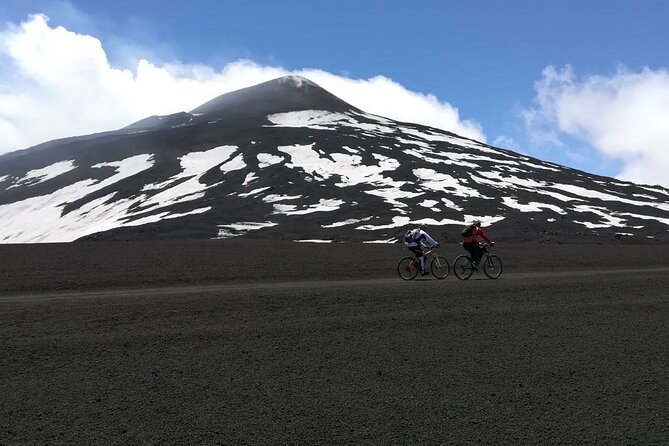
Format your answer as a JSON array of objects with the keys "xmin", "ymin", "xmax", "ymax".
[
  {"xmin": 453, "ymin": 242, "xmax": 501, "ymax": 280},
  {"xmin": 408, "ymin": 248, "xmax": 437, "ymax": 269},
  {"xmin": 398, "ymin": 247, "xmax": 450, "ymax": 280},
  {"xmin": 480, "ymin": 244, "xmax": 492, "ymax": 265}
]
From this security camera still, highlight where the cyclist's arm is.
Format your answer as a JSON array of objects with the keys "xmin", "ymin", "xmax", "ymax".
[
  {"xmin": 423, "ymin": 233, "xmax": 438, "ymax": 247},
  {"xmin": 475, "ymin": 227, "xmax": 492, "ymax": 243}
]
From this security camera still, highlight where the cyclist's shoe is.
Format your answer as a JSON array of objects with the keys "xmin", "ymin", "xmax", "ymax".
[{"xmin": 420, "ymin": 270, "xmax": 429, "ymax": 276}]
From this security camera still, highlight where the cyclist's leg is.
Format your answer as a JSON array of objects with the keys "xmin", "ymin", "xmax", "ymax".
[
  {"xmin": 409, "ymin": 246, "xmax": 424, "ymax": 272},
  {"xmin": 463, "ymin": 243, "xmax": 476, "ymax": 261},
  {"xmin": 472, "ymin": 245, "xmax": 484, "ymax": 267}
]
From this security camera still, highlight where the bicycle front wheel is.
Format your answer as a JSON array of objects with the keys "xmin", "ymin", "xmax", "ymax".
[
  {"xmin": 453, "ymin": 255, "xmax": 474, "ymax": 280},
  {"xmin": 397, "ymin": 256, "xmax": 419, "ymax": 280},
  {"xmin": 483, "ymin": 255, "xmax": 503, "ymax": 279},
  {"xmin": 431, "ymin": 255, "xmax": 450, "ymax": 279}
]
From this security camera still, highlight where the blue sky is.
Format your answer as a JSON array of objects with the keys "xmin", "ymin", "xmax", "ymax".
[{"xmin": 1, "ymin": 0, "xmax": 669, "ymax": 186}]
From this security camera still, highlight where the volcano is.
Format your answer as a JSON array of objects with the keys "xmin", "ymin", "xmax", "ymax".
[{"xmin": 0, "ymin": 76, "xmax": 668, "ymax": 243}]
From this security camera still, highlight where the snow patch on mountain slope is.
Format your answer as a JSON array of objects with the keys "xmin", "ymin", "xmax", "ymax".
[
  {"xmin": 257, "ymin": 153, "xmax": 284, "ymax": 168},
  {"xmin": 267, "ymin": 110, "xmax": 397, "ymax": 135},
  {"xmin": 403, "ymin": 147, "xmax": 478, "ymax": 169},
  {"xmin": 238, "ymin": 187, "xmax": 271, "ymax": 197},
  {"xmin": 363, "ymin": 238, "xmax": 399, "ymax": 243},
  {"xmin": 125, "ymin": 207, "xmax": 211, "ymax": 227},
  {"xmin": 272, "ymin": 198, "xmax": 345, "ymax": 215},
  {"xmin": 216, "ymin": 221, "xmax": 278, "ymax": 238},
  {"xmin": 364, "ymin": 187, "xmax": 423, "ymax": 210},
  {"xmin": 0, "ymin": 154, "xmax": 154, "ymax": 242},
  {"xmin": 397, "ymin": 129, "xmax": 569, "ymax": 180},
  {"xmin": 536, "ymin": 190, "xmax": 584, "ymax": 202},
  {"xmin": 551, "ymin": 183, "xmax": 667, "ymax": 209},
  {"xmin": 419, "ymin": 199, "xmax": 440, "ymax": 210},
  {"xmin": 221, "ymin": 154, "xmax": 246, "ymax": 172},
  {"xmin": 441, "ymin": 197, "xmax": 463, "ymax": 211},
  {"xmin": 11, "ymin": 160, "xmax": 77, "ymax": 187},
  {"xmin": 142, "ymin": 145, "xmax": 237, "ymax": 192},
  {"xmin": 572, "ymin": 205, "xmax": 627, "ymax": 228},
  {"xmin": 617, "ymin": 212, "xmax": 669, "ymax": 226},
  {"xmin": 639, "ymin": 185, "xmax": 669, "ymax": 197},
  {"xmin": 632, "ymin": 193, "xmax": 657, "ymax": 200},
  {"xmin": 346, "ymin": 115, "xmax": 396, "ymax": 135},
  {"xmin": 141, "ymin": 146, "xmax": 238, "ymax": 210},
  {"xmin": 322, "ymin": 216, "xmax": 374, "ymax": 228},
  {"xmin": 180, "ymin": 146, "xmax": 237, "ymax": 176},
  {"xmin": 262, "ymin": 194, "xmax": 302, "ymax": 203},
  {"xmin": 400, "ymin": 127, "xmax": 516, "ymax": 158},
  {"xmin": 414, "ymin": 168, "xmax": 482, "ymax": 198},
  {"xmin": 267, "ymin": 110, "xmax": 351, "ymax": 130},
  {"xmin": 140, "ymin": 179, "xmax": 207, "ymax": 209},
  {"xmin": 277, "ymin": 144, "xmax": 403, "ymax": 189},
  {"xmin": 243, "ymin": 172, "xmax": 258, "ymax": 185},
  {"xmin": 398, "ymin": 135, "xmax": 522, "ymax": 171},
  {"xmin": 356, "ymin": 216, "xmax": 411, "ymax": 230},
  {"xmin": 502, "ymin": 197, "xmax": 567, "ymax": 214},
  {"xmin": 475, "ymin": 171, "xmax": 547, "ymax": 189}
]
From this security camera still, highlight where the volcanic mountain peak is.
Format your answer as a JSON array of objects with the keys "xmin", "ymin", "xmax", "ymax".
[
  {"xmin": 125, "ymin": 76, "xmax": 358, "ymax": 131},
  {"xmin": 189, "ymin": 76, "xmax": 359, "ymax": 119},
  {"xmin": 275, "ymin": 75, "xmax": 318, "ymax": 87},
  {"xmin": 1, "ymin": 78, "xmax": 669, "ymax": 244}
]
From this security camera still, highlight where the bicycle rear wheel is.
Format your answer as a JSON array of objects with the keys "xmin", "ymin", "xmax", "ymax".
[
  {"xmin": 483, "ymin": 254, "xmax": 503, "ymax": 279},
  {"xmin": 430, "ymin": 255, "xmax": 450, "ymax": 279},
  {"xmin": 453, "ymin": 255, "xmax": 474, "ymax": 280},
  {"xmin": 397, "ymin": 256, "xmax": 419, "ymax": 280}
]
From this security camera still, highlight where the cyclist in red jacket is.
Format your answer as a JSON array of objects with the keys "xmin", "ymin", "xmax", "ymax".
[{"xmin": 461, "ymin": 220, "xmax": 494, "ymax": 269}]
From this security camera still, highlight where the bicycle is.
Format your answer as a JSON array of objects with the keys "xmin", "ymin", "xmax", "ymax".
[
  {"xmin": 397, "ymin": 247, "xmax": 450, "ymax": 280},
  {"xmin": 453, "ymin": 243, "xmax": 502, "ymax": 280}
]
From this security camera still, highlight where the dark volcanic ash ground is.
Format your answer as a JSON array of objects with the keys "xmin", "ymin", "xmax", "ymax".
[{"xmin": 1, "ymin": 240, "xmax": 668, "ymax": 444}]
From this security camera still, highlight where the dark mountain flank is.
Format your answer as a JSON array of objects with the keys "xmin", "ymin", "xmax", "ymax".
[{"xmin": 0, "ymin": 76, "xmax": 667, "ymax": 243}]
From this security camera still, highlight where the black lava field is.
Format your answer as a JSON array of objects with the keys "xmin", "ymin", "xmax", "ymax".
[{"xmin": 2, "ymin": 240, "xmax": 668, "ymax": 444}]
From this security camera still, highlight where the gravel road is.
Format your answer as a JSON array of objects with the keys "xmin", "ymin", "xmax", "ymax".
[{"xmin": 2, "ymin": 241, "xmax": 668, "ymax": 444}]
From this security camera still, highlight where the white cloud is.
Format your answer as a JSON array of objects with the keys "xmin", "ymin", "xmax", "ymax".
[
  {"xmin": 524, "ymin": 64, "xmax": 669, "ymax": 187},
  {"xmin": 0, "ymin": 14, "xmax": 485, "ymax": 154},
  {"xmin": 492, "ymin": 135, "xmax": 520, "ymax": 152}
]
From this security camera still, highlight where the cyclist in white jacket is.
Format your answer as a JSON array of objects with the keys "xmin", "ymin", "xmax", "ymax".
[{"xmin": 404, "ymin": 226, "xmax": 439, "ymax": 275}]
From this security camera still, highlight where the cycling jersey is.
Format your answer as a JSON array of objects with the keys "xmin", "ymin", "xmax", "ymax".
[
  {"xmin": 405, "ymin": 229, "xmax": 438, "ymax": 249},
  {"xmin": 462, "ymin": 226, "xmax": 492, "ymax": 245}
]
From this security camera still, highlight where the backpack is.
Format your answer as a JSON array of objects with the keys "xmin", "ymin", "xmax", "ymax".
[{"xmin": 461, "ymin": 224, "xmax": 475, "ymax": 237}]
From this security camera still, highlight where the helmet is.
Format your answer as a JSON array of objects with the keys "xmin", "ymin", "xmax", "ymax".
[{"xmin": 472, "ymin": 219, "xmax": 481, "ymax": 227}]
